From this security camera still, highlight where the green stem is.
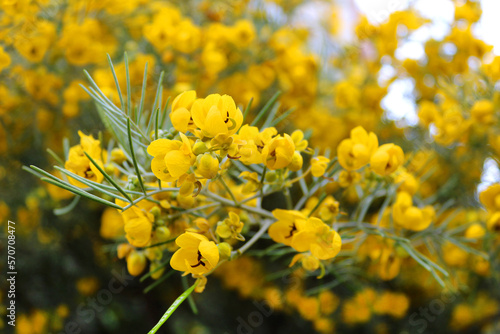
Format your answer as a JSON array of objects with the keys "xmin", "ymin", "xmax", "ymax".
[
  {"xmin": 218, "ymin": 176, "xmax": 239, "ymax": 206},
  {"xmin": 233, "ymin": 219, "xmax": 273, "ymax": 256},
  {"xmin": 202, "ymin": 191, "xmax": 274, "ymax": 219}
]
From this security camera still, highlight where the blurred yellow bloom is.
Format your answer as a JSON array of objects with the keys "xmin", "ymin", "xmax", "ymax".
[
  {"xmin": 239, "ymin": 171, "xmax": 261, "ymax": 193},
  {"xmin": 418, "ymin": 101, "xmax": 440, "ymax": 126},
  {"xmin": 173, "ymin": 19, "xmax": 201, "ymax": 54},
  {"xmin": 0, "ymin": 46, "xmax": 11, "ymax": 73},
  {"xmin": 126, "ymin": 250, "xmax": 147, "ymax": 276},
  {"xmin": 100, "ymin": 207, "xmax": 124, "ymax": 240},
  {"xmin": 338, "ymin": 126, "xmax": 378, "ymax": 171},
  {"xmin": 230, "ymin": 20, "xmax": 256, "ymax": 48},
  {"xmin": 471, "ymin": 100, "xmax": 495, "ymax": 125},
  {"xmin": 486, "ymin": 212, "xmax": 500, "ymax": 232},
  {"xmin": 291, "ymin": 130, "xmax": 308, "ymax": 151},
  {"xmin": 395, "ymin": 171, "xmax": 419, "ymax": 195},
  {"xmin": 378, "ymin": 246, "xmax": 401, "ymax": 280},
  {"xmin": 289, "ymin": 253, "xmax": 320, "ymax": 271},
  {"xmin": 465, "ymin": 223, "xmax": 486, "ymax": 239},
  {"xmin": 311, "ymin": 156, "xmax": 329, "ymax": 177},
  {"xmin": 289, "ymin": 151, "xmax": 304, "ymax": 172},
  {"xmin": 479, "ymin": 184, "xmax": 500, "ymax": 212},
  {"xmin": 370, "ymin": 143, "xmax": 404, "ymax": 176},
  {"xmin": 392, "ymin": 192, "xmax": 434, "ymax": 231},
  {"xmin": 373, "ymin": 292, "xmax": 409, "ymax": 318},
  {"xmin": 170, "ymin": 232, "xmax": 219, "ymax": 275},
  {"xmin": 338, "ymin": 170, "xmax": 361, "ymax": 188}
]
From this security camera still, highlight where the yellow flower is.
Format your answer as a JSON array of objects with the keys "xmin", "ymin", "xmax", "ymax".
[
  {"xmin": 311, "ymin": 156, "xmax": 330, "ymax": 177},
  {"xmin": 234, "ymin": 125, "xmax": 277, "ymax": 165},
  {"xmin": 418, "ymin": 101, "xmax": 440, "ymax": 126},
  {"xmin": 291, "ymin": 217, "xmax": 342, "ymax": 260},
  {"xmin": 261, "ymin": 134, "xmax": 295, "ymax": 170},
  {"xmin": 196, "ymin": 153, "xmax": 219, "ymax": 179},
  {"xmin": 191, "ymin": 94, "xmax": 243, "ymax": 138},
  {"xmin": 291, "ymin": 130, "xmax": 308, "ymax": 151},
  {"xmin": 471, "ymin": 100, "xmax": 495, "ymax": 125},
  {"xmin": 370, "ymin": 143, "xmax": 404, "ymax": 175},
  {"xmin": 170, "ymin": 90, "xmax": 197, "ymax": 133},
  {"xmin": 170, "ymin": 232, "xmax": 219, "ymax": 275},
  {"xmin": 465, "ymin": 223, "xmax": 486, "ymax": 239},
  {"xmin": 100, "ymin": 207, "xmax": 124, "ymax": 239},
  {"xmin": 268, "ymin": 209, "xmax": 308, "ymax": 246},
  {"xmin": 373, "ymin": 292, "xmax": 409, "ymax": 318},
  {"xmin": 230, "ymin": 20, "xmax": 256, "ymax": 48},
  {"xmin": 338, "ymin": 170, "xmax": 361, "ymax": 188},
  {"xmin": 64, "ymin": 131, "xmax": 104, "ymax": 188},
  {"xmin": 334, "ymin": 81, "xmax": 360, "ymax": 109},
  {"xmin": 201, "ymin": 43, "xmax": 228, "ymax": 75},
  {"xmin": 487, "ymin": 212, "xmax": 500, "ymax": 232},
  {"xmin": 479, "ymin": 184, "xmax": 500, "ymax": 212},
  {"xmin": 288, "ymin": 151, "xmax": 304, "ymax": 172},
  {"xmin": 0, "ymin": 46, "xmax": 11, "ymax": 73},
  {"xmin": 216, "ymin": 212, "xmax": 245, "ymax": 240},
  {"xmin": 318, "ymin": 196, "xmax": 340, "ymax": 221},
  {"xmin": 116, "ymin": 199, "xmax": 156, "ymax": 247},
  {"xmin": 173, "ymin": 19, "xmax": 201, "ymax": 54},
  {"xmin": 434, "ymin": 109, "xmax": 470, "ymax": 146},
  {"xmin": 289, "ymin": 253, "xmax": 320, "ymax": 271},
  {"xmin": 147, "ymin": 133, "xmax": 194, "ymax": 182},
  {"xmin": 126, "ymin": 250, "xmax": 147, "ymax": 276},
  {"xmin": 392, "ymin": 192, "xmax": 435, "ymax": 231},
  {"xmin": 239, "ymin": 171, "xmax": 261, "ymax": 194},
  {"xmin": 395, "ymin": 171, "xmax": 419, "ymax": 195},
  {"xmin": 378, "ymin": 247, "xmax": 401, "ymax": 280},
  {"xmin": 337, "ymin": 126, "xmax": 378, "ymax": 171}
]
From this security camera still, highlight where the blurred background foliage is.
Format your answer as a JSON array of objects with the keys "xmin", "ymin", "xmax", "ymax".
[{"xmin": 1, "ymin": 0, "xmax": 500, "ymax": 333}]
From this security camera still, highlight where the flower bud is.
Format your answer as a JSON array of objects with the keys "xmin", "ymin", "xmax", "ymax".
[
  {"xmin": 126, "ymin": 251, "xmax": 147, "ymax": 276},
  {"xmin": 192, "ymin": 140, "xmax": 209, "ymax": 155},
  {"xmin": 155, "ymin": 226, "xmax": 171, "ymax": 242},
  {"xmin": 288, "ymin": 151, "xmax": 303, "ymax": 172},
  {"xmin": 196, "ymin": 153, "xmax": 219, "ymax": 179},
  {"xmin": 218, "ymin": 242, "xmax": 233, "ymax": 260}
]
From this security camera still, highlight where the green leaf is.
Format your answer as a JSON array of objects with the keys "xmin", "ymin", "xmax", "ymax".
[
  {"xmin": 147, "ymin": 280, "xmax": 198, "ymax": 334},
  {"xmin": 137, "ymin": 62, "xmax": 149, "ymax": 123},
  {"xmin": 182, "ymin": 276, "xmax": 198, "ymax": 315},
  {"xmin": 127, "ymin": 118, "xmax": 147, "ymax": 195},
  {"xmin": 124, "ymin": 52, "xmax": 132, "ymax": 116},
  {"xmin": 242, "ymin": 97, "xmax": 253, "ymax": 125},
  {"xmin": 250, "ymin": 91, "xmax": 281, "ymax": 127},
  {"xmin": 270, "ymin": 107, "xmax": 296, "ymax": 127},
  {"xmin": 84, "ymin": 151, "xmax": 133, "ymax": 204},
  {"xmin": 53, "ymin": 195, "xmax": 81, "ymax": 216},
  {"xmin": 107, "ymin": 54, "xmax": 125, "ymax": 112}
]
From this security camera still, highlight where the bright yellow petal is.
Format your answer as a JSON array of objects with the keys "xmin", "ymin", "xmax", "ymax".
[
  {"xmin": 170, "ymin": 248, "xmax": 192, "ymax": 272},
  {"xmin": 204, "ymin": 106, "xmax": 227, "ymax": 137},
  {"xmin": 199, "ymin": 240, "xmax": 219, "ymax": 267},
  {"xmin": 165, "ymin": 150, "xmax": 192, "ymax": 178},
  {"xmin": 147, "ymin": 139, "xmax": 180, "ymax": 157},
  {"xmin": 176, "ymin": 232, "xmax": 206, "ymax": 249}
]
